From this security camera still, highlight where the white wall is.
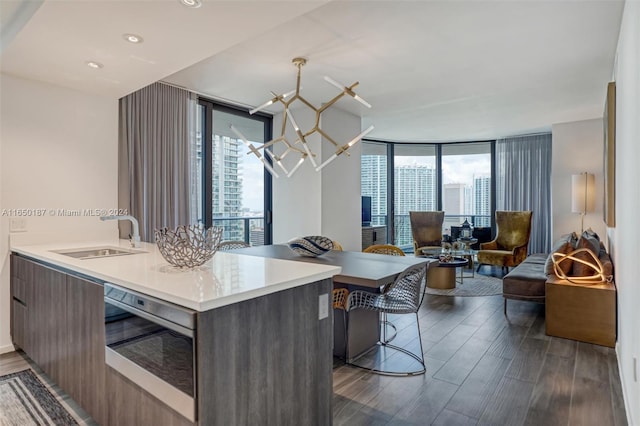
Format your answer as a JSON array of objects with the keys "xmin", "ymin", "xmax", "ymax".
[
  {"xmin": 610, "ymin": 1, "xmax": 640, "ymax": 423},
  {"xmin": 0, "ymin": 74, "xmax": 118, "ymax": 353},
  {"xmin": 272, "ymin": 107, "xmax": 322, "ymax": 242},
  {"xmin": 273, "ymin": 108, "xmax": 362, "ymax": 251},
  {"xmin": 320, "ymin": 108, "xmax": 361, "ymax": 251},
  {"xmin": 551, "ymin": 118, "xmax": 606, "ymax": 240},
  {"xmin": 272, "ymin": 107, "xmax": 362, "ymax": 250}
]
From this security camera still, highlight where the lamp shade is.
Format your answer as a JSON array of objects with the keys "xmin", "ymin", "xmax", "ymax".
[{"xmin": 571, "ymin": 173, "xmax": 595, "ymax": 214}]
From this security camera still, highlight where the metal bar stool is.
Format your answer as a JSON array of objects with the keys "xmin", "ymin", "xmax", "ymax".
[
  {"xmin": 363, "ymin": 244, "xmax": 406, "ymax": 343},
  {"xmin": 346, "ymin": 263, "xmax": 427, "ymax": 376}
]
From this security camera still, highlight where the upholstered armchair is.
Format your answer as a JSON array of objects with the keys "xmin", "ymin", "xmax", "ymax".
[
  {"xmin": 409, "ymin": 211, "xmax": 444, "ymax": 257},
  {"xmin": 476, "ymin": 211, "xmax": 533, "ymax": 273}
]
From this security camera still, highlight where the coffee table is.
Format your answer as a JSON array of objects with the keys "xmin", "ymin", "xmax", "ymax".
[
  {"xmin": 454, "ymin": 238, "xmax": 478, "ymax": 279},
  {"xmin": 422, "ymin": 256, "xmax": 469, "ymax": 289}
]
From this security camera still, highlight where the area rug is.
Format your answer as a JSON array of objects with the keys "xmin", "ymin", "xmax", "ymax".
[
  {"xmin": 424, "ymin": 273, "xmax": 502, "ymax": 297},
  {"xmin": 0, "ymin": 369, "xmax": 78, "ymax": 425}
]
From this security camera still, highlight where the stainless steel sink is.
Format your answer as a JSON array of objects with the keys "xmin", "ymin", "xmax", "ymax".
[{"xmin": 51, "ymin": 246, "xmax": 145, "ymax": 260}]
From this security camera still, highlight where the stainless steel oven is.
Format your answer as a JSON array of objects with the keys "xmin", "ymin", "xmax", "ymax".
[{"xmin": 104, "ymin": 283, "xmax": 197, "ymax": 422}]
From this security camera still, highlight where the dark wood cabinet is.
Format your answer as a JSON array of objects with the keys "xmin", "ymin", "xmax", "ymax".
[
  {"xmin": 197, "ymin": 278, "xmax": 333, "ymax": 426},
  {"xmin": 66, "ymin": 275, "xmax": 106, "ymax": 425},
  {"xmin": 11, "ymin": 254, "xmax": 332, "ymax": 426},
  {"xmin": 10, "ymin": 255, "xmax": 106, "ymax": 424},
  {"xmin": 11, "ymin": 255, "xmax": 59, "ymax": 369},
  {"xmin": 10, "ymin": 256, "xmax": 34, "ymax": 355},
  {"xmin": 105, "ymin": 367, "xmax": 192, "ymax": 426},
  {"xmin": 31, "ymin": 263, "xmax": 67, "ymax": 386},
  {"xmin": 362, "ymin": 225, "xmax": 387, "ymax": 250}
]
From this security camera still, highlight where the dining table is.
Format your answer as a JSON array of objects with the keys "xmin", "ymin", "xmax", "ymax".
[{"xmin": 229, "ymin": 244, "xmax": 433, "ymax": 360}]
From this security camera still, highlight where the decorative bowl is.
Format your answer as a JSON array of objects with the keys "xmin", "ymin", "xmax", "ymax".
[
  {"xmin": 287, "ymin": 236, "xmax": 334, "ymax": 257},
  {"xmin": 155, "ymin": 225, "xmax": 223, "ymax": 268}
]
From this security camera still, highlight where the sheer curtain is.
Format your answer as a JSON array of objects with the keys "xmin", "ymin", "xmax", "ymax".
[
  {"xmin": 118, "ymin": 82, "xmax": 197, "ymax": 241},
  {"xmin": 495, "ymin": 133, "xmax": 552, "ymax": 253}
]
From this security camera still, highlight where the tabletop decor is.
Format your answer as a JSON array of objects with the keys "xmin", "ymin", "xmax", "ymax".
[
  {"xmin": 155, "ymin": 224, "xmax": 223, "ymax": 268},
  {"xmin": 438, "ymin": 253, "xmax": 455, "ymax": 263},
  {"xmin": 287, "ymin": 236, "xmax": 334, "ymax": 257}
]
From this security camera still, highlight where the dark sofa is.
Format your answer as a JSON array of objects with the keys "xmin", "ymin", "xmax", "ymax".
[
  {"xmin": 502, "ymin": 230, "xmax": 613, "ymax": 314},
  {"xmin": 502, "ymin": 253, "xmax": 547, "ymax": 312}
]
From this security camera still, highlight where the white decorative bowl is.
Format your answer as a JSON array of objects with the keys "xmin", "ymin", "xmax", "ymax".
[
  {"xmin": 155, "ymin": 225, "xmax": 223, "ymax": 268},
  {"xmin": 287, "ymin": 236, "xmax": 334, "ymax": 257}
]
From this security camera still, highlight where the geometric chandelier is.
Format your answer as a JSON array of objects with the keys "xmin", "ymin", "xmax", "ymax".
[{"xmin": 230, "ymin": 57, "xmax": 374, "ymax": 178}]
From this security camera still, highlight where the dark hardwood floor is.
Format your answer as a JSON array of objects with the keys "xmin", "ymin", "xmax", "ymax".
[
  {"xmin": 333, "ymin": 272, "xmax": 628, "ymax": 426},
  {"xmin": 1, "ymin": 267, "xmax": 627, "ymax": 426}
]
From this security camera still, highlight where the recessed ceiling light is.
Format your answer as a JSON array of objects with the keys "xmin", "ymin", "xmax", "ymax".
[
  {"xmin": 123, "ymin": 33, "xmax": 144, "ymax": 44},
  {"xmin": 86, "ymin": 61, "xmax": 103, "ymax": 69},
  {"xmin": 179, "ymin": 0, "xmax": 202, "ymax": 8}
]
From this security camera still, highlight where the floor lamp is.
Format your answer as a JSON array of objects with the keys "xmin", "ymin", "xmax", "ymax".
[{"xmin": 571, "ymin": 172, "xmax": 595, "ymax": 233}]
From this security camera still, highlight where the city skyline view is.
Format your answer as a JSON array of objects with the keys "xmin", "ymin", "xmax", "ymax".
[
  {"xmin": 395, "ymin": 153, "xmax": 491, "ymax": 186},
  {"xmin": 195, "ymin": 106, "xmax": 266, "ymax": 245},
  {"xmin": 362, "ymin": 145, "xmax": 492, "ymax": 248}
]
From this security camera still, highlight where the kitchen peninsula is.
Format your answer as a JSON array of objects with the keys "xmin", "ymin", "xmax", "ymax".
[{"xmin": 10, "ymin": 240, "xmax": 340, "ymax": 425}]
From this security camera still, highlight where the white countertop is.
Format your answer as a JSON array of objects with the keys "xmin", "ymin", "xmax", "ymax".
[{"xmin": 11, "ymin": 240, "xmax": 341, "ymax": 312}]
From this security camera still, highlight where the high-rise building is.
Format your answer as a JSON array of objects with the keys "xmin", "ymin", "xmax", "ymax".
[
  {"xmin": 250, "ymin": 226, "xmax": 265, "ymax": 246},
  {"xmin": 212, "ymin": 134, "xmax": 243, "ymax": 241},
  {"xmin": 361, "ymin": 155, "xmax": 387, "ymax": 226},
  {"xmin": 464, "ymin": 186, "xmax": 473, "ymax": 215},
  {"xmin": 362, "ymin": 160, "xmax": 438, "ymax": 247},
  {"xmin": 394, "ymin": 165, "xmax": 436, "ymax": 247},
  {"xmin": 394, "ymin": 165, "xmax": 436, "ymax": 213},
  {"xmin": 443, "ymin": 183, "xmax": 466, "ymax": 215},
  {"xmin": 443, "ymin": 183, "xmax": 469, "ymax": 235},
  {"xmin": 474, "ymin": 175, "xmax": 491, "ymax": 227}
]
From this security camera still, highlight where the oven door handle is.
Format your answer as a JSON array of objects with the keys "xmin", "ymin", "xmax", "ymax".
[{"xmin": 105, "ymin": 297, "xmax": 195, "ymax": 338}]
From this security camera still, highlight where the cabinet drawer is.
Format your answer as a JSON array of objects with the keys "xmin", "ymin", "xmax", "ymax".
[
  {"xmin": 12, "ymin": 277, "xmax": 28, "ymax": 305},
  {"xmin": 11, "ymin": 299, "xmax": 27, "ymax": 350},
  {"xmin": 11, "ymin": 254, "xmax": 32, "ymax": 281}
]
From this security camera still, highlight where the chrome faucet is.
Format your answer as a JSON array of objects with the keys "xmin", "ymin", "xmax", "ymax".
[{"xmin": 100, "ymin": 215, "xmax": 142, "ymax": 248}]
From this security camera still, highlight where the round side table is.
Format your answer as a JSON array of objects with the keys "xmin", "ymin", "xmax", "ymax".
[{"xmin": 423, "ymin": 256, "xmax": 469, "ymax": 289}]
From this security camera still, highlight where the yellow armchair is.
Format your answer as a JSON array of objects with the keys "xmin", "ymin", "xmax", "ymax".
[
  {"xmin": 409, "ymin": 211, "xmax": 444, "ymax": 257},
  {"xmin": 476, "ymin": 211, "xmax": 533, "ymax": 273},
  {"xmin": 363, "ymin": 244, "xmax": 405, "ymax": 256}
]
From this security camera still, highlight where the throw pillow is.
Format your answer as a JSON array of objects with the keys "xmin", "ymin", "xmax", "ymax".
[
  {"xmin": 584, "ymin": 227, "xmax": 600, "ymax": 242},
  {"xmin": 572, "ymin": 232, "xmax": 601, "ymax": 276},
  {"xmin": 545, "ymin": 232, "xmax": 577, "ymax": 276},
  {"xmin": 599, "ymin": 250, "xmax": 614, "ymax": 279}
]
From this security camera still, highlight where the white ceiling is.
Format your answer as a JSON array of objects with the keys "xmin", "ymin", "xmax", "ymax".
[
  {"xmin": 0, "ymin": 0, "xmax": 326, "ymax": 98},
  {"xmin": 1, "ymin": 0, "xmax": 625, "ymax": 142}
]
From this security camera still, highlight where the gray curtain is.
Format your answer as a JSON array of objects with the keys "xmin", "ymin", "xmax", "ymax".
[
  {"xmin": 119, "ymin": 82, "xmax": 196, "ymax": 241},
  {"xmin": 495, "ymin": 133, "xmax": 552, "ymax": 254}
]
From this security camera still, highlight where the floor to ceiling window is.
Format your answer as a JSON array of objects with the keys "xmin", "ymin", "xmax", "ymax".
[
  {"xmin": 196, "ymin": 100, "xmax": 272, "ymax": 245},
  {"xmin": 441, "ymin": 142, "xmax": 493, "ymax": 234},
  {"xmin": 361, "ymin": 142, "xmax": 388, "ymax": 228},
  {"xmin": 361, "ymin": 140, "xmax": 494, "ymax": 251},
  {"xmin": 394, "ymin": 144, "xmax": 437, "ymax": 248}
]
